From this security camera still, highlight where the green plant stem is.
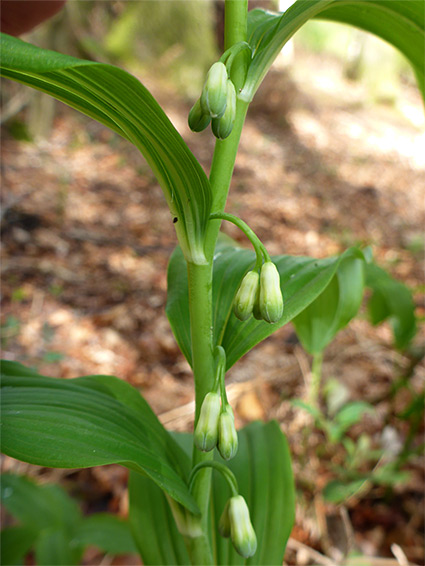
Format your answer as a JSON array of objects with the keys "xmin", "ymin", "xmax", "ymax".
[
  {"xmin": 187, "ymin": 262, "xmax": 215, "ymax": 564},
  {"xmin": 189, "ymin": 461, "xmax": 239, "ymax": 497},
  {"xmin": 186, "ymin": 2, "xmax": 249, "ymax": 563},
  {"xmin": 310, "ymin": 351, "xmax": 323, "ymax": 407},
  {"xmin": 209, "ymin": 211, "xmax": 270, "ymax": 269}
]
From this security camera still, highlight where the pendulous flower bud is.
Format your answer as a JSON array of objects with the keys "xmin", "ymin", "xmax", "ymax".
[
  {"xmin": 200, "ymin": 62, "xmax": 228, "ymax": 118},
  {"xmin": 229, "ymin": 495, "xmax": 257, "ymax": 558},
  {"xmin": 211, "ymin": 79, "xmax": 237, "ymax": 140},
  {"xmin": 188, "ymin": 98, "xmax": 211, "ymax": 132},
  {"xmin": 259, "ymin": 261, "xmax": 284, "ymax": 323},
  {"xmin": 218, "ymin": 499, "xmax": 231, "ymax": 538},
  {"xmin": 234, "ymin": 270, "xmax": 259, "ymax": 321},
  {"xmin": 194, "ymin": 392, "xmax": 221, "ymax": 452},
  {"xmin": 218, "ymin": 405, "xmax": 238, "ymax": 460}
]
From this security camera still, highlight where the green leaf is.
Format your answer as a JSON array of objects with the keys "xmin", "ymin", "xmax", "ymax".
[
  {"xmin": 1, "ymin": 473, "xmax": 84, "ymax": 566},
  {"xmin": 34, "ymin": 526, "xmax": 83, "ymax": 566},
  {"xmin": 327, "ymin": 401, "xmax": 373, "ymax": 442},
  {"xmin": 0, "ymin": 525, "xmax": 38, "ymax": 566},
  {"xmin": 242, "ymin": 1, "xmax": 424, "ymax": 102},
  {"xmin": 293, "ymin": 256, "xmax": 365, "ymax": 354},
  {"xmin": 167, "ymin": 234, "xmax": 365, "ymax": 368},
  {"xmin": 1, "ymin": 473, "xmax": 81, "ymax": 531},
  {"xmin": 75, "ymin": 514, "xmax": 138, "ymax": 555},
  {"xmin": 372, "ymin": 465, "xmax": 410, "ymax": 486},
  {"xmin": 129, "ymin": 423, "xmax": 294, "ymax": 565},
  {"xmin": 323, "ymin": 478, "xmax": 368, "ymax": 503},
  {"xmin": 0, "ymin": 361, "xmax": 198, "ymax": 514},
  {"xmin": 291, "ymin": 399, "xmax": 322, "ymax": 420},
  {"xmin": 365, "ymin": 262, "xmax": 417, "ymax": 350},
  {"xmin": 334, "ymin": 401, "xmax": 373, "ymax": 429},
  {"xmin": 129, "ymin": 471, "xmax": 190, "ymax": 565},
  {"xmin": 0, "ymin": 33, "xmax": 211, "ymax": 264},
  {"xmin": 214, "ymin": 421, "xmax": 295, "ymax": 565}
]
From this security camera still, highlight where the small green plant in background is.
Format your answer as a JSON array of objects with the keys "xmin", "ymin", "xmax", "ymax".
[
  {"xmin": 0, "ymin": 1, "xmax": 423, "ymax": 564},
  {"xmin": 291, "ymin": 252, "xmax": 418, "ymax": 506},
  {"xmin": 0, "ymin": 473, "xmax": 138, "ymax": 566}
]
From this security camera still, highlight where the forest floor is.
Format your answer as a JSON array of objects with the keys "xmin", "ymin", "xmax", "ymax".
[{"xmin": 1, "ymin": 48, "xmax": 424, "ymax": 565}]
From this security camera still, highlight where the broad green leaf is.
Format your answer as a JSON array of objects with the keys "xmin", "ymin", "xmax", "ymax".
[
  {"xmin": 292, "ymin": 255, "xmax": 365, "ymax": 354},
  {"xmin": 0, "ymin": 525, "xmax": 38, "ymax": 566},
  {"xmin": 213, "ymin": 421, "xmax": 295, "ymax": 565},
  {"xmin": 0, "ymin": 33, "xmax": 211, "ymax": 264},
  {"xmin": 365, "ymin": 262, "xmax": 417, "ymax": 350},
  {"xmin": 129, "ymin": 422, "xmax": 295, "ymax": 565},
  {"xmin": 129, "ymin": 471, "xmax": 190, "ymax": 565},
  {"xmin": 75, "ymin": 373, "xmax": 192, "ymax": 482},
  {"xmin": 242, "ymin": 1, "xmax": 424, "ymax": 102},
  {"xmin": 75, "ymin": 513, "xmax": 138, "ymax": 555},
  {"xmin": 0, "ymin": 361, "xmax": 198, "ymax": 514},
  {"xmin": 166, "ymin": 234, "xmax": 365, "ymax": 368}
]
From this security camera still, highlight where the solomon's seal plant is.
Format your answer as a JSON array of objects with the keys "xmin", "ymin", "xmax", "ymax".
[{"xmin": 1, "ymin": 0, "xmax": 423, "ymax": 564}]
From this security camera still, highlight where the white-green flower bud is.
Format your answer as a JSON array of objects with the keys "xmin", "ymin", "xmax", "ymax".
[
  {"xmin": 211, "ymin": 79, "xmax": 237, "ymax": 140},
  {"xmin": 218, "ymin": 406, "xmax": 238, "ymax": 460},
  {"xmin": 218, "ymin": 499, "xmax": 231, "ymax": 538},
  {"xmin": 200, "ymin": 62, "xmax": 228, "ymax": 118},
  {"xmin": 229, "ymin": 495, "xmax": 257, "ymax": 558},
  {"xmin": 259, "ymin": 261, "xmax": 284, "ymax": 323},
  {"xmin": 234, "ymin": 270, "xmax": 259, "ymax": 321},
  {"xmin": 194, "ymin": 392, "xmax": 221, "ymax": 452},
  {"xmin": 188, "ymin": 98, "xmax": 211, "ymax": 132}
]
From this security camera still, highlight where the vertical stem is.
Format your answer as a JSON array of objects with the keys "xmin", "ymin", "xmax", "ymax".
[
  {"xmin": 310, "ymin": 351, "xmax": 323, "ymax": 407},
  {"xmin": 204, "ymin": 0, "xmax": 249, "ymax": 258},
  {"xmin": 186, "ymin": 2, "xmax": 249, "ymax": 563},
  {"xmin": 187, "ymin": 262, "xmax": 215, "ymax": 564}
]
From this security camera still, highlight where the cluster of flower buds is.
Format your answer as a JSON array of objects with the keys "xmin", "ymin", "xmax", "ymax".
[
  {"xmin": 234, "ymin": 261, "xmax": 283, "ymax": 324},
  {"xmin": 194, "ymin": 346, "xmax": 238, "ymax": 459},
  {"xmin": 188, "ymin": 61, "xmax": 237, "ymax": 140},
  {"xmin": 219, "ymin": 495, "xmax": 257, "ymax": 557},
  {"xmin": 194, "ymin": 392, "xmax": 238, "ymax": 460}
]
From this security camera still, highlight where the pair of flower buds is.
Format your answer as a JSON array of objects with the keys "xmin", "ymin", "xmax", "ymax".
[
  {"xmin": 234, "ymin": 261, "xmax": 284, "ymax": 323},
  {"xmin": 219, "ymin": 494, "xmax": 257, "ymax": 558},
  {"xmin": 188, "ymin": 61, "xmax": 237, "ymax": 140},
  {"xmin": 194, "ymin": 393, "xmax": 238, "ymax": 460}
]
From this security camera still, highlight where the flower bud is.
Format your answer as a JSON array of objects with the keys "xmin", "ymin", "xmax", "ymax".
[
  {"xmin": 194, "ymin": 392, "xmax": 221, "ymax": 452},
  {"xmin": 229, "ymin": 495, "xmax": 257, "ymax": 558},
  {"xmin": 218, "ymin": 499, "xmax": 231, "ymax": 538},
  {"xmin": 259, "ymin": 261, "xmax": 284, "ymax": 323},
  {"xmin": 211, "ymin": 79, "xmax": 237, "ymax": 140},
  {"xmin": 188, "ymin": 98, "xmax": 211, "ymax": 132},
  {"xmin": 218, "ymin": 405, "xmax": 238, "ymax": 460},
  {"xmin": 200, "ymin": 62, "xmax": 228, "ymax": 118},
  {"xmin": 234, "ymin": 270, "xmax": 259, "ymax": 321}
]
